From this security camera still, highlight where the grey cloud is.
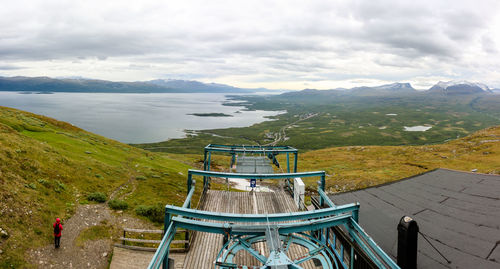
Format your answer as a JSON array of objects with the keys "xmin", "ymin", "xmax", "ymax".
[
  {"xmin": 0, "ymin": 64, "xmax": 24, "ymax": 70},
  {"xmin": 0, "ymin": 0, "xmax": 499, "ymax": 88},
  {"xmin": 482, "ymin": 35, "xmax": 498, "ymax": 54}
]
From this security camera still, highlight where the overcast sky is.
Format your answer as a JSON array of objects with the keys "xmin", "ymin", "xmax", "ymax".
[{"xmin": 1, "ymin": 0, "xmax": 499, "ymax": 90}]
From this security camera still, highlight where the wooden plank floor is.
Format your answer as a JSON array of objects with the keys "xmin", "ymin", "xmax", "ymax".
[
  {"xmin": 110, "ymin": 247, "xmax": 185, "ymax": 269},
  {"xmin": 181, "ymin": 190, "xmax": 320, "ymax": 269}
]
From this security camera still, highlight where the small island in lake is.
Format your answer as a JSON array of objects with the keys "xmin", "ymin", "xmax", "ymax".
[{"xmin": 189, "ymin": 113, "xmax": 233, "ymax": 117}]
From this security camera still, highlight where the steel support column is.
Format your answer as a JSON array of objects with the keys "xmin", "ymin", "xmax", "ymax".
[
  {"xmin": 294, "ymin": 152, "xmax": 298, "ymax": 173},
  {"xmin": 203, "ymin": 149, "xmax": 208, "ymax": 188},
  {"xmin": 287, "ymin": 153, "xmax": 290, "ymax": 173}
]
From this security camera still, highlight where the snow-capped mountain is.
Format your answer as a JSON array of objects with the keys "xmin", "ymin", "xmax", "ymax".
[
  {"xmin": 429, "ymin": 80, "xmax": 491, "ymax": 94},
  {"xmin": 372, "ymin": 82, "xmax": 414, "ymax": 90}
]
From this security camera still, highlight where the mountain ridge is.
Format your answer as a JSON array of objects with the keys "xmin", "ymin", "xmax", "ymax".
[
  {"xmin": 0, "ymin": 76, "xmax": 266, "ymax": 93},
  {"xmin": 281, "ymin": 80, "xmax": 494, "ymax": 97},
  {"xmin": 1, "ymin": 76, "xmax": 496, "ymax": 95},
  {"xmin": 428, "ymin": 80, "xmax": 492, "ymax": 94}
]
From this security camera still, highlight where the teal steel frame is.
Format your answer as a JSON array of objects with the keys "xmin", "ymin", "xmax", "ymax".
[
  {"xmin": 204, "ymin": 144, "xmax": 299, "ymax": 173},
  {"xmin": 148, "ymin": 170, "xmax": 399, "ymax": 269}
]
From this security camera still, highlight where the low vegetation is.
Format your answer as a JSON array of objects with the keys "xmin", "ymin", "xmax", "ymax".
[
  {"xmin": 165, "ymin": 126, "xmax": 500, "ymax": 193},
  {"xmin": 189, "ymin": 113, "xmax": 233, "ymax": 117},
  {"xmin": 75, "ymin": 222, "xmax": 113, "ymax": 247},
  {"xmin": 87, "ymin": 192, "xmax": 107, "ymax": 203},
  {"xmin": 286, "ymin": 125, "xmax": 500, "ymax": 191},
  {"xmin": 135, "ymin": 204, "xmax": 164, "ymax": 223},
  {"xmin": 108, "ymin": 199, "xmax": 129, "ymax": 210},
  {"xmin": 0, "ymin": 106, "xmax": 195, "ymax": 267}
]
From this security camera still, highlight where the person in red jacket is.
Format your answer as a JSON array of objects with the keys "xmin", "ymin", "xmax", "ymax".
[{"xmin": 53, "ymin": 218, "xmax": 63, "ymax": 248}]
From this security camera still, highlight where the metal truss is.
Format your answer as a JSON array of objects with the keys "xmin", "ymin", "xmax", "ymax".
[{"xmin": 147, "ymin": 145, "xmax": 399, "ymax": 269}]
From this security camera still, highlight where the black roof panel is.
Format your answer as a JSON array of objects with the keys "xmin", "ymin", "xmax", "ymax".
[{"xmin": 329, "ymin": 169, "xmax": 500, "ymax": 269}]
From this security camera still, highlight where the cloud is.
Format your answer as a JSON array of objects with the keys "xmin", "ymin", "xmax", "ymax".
[
  {"xmin": 0, "ymin": 64, "xmax": 24, "ymax": 70},
  {"xmin": 0, "ymin": 0, "xmax": 499, "ymax": 89}
]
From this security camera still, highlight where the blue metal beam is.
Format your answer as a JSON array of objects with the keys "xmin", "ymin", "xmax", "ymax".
[
  {"xmin": 348, "ymin": 226, "xmax": 385, "ymax": 268},
  {"xmin": 165, "ymin": 203, "xmax": 359, "ymax": 223},
  {"xmin": 188, "ymin": 169, "xmax": 325, "ymax": 180},
  {"xmin": 206, "ymin": 144, "xmax": 295, "ymax": 150},
  {"xmin": 294, "ymin": 152, "xmax": 298, "ymax": 173},
  {"xmin": 287, "ymin": 153, "xmax": 290, "ymax": 173},
  {"xmin": 148, "ymin": 222, "xmax": 177, "ymax": 269},
  {"xmin": 318, "ymin": 188, "xmax": 336, "ymax": 208},
  {"xmin": 170, "ymin": 214, "xmax": 352, "ymax": 235},
  {"xmin": 182, "ymin": 184, "xmax": 195, "ymax": 210},
  {"xmin": 349, "ymin": 219, "xmax": 399, "ymax": 269},
  {"xmin": 204, "ymin": 147, "xmax": 298, "ymax": 154}
]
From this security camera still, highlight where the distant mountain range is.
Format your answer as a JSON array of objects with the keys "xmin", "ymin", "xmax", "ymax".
[
  {"xmin": 282, "ymin": 81, "xmax": 497, "ymax": 98},
  {"xmin": 0, "ymin": 76, "xmax": 497, "ymax": 95},
  {"xmin": 428, "ymin": 80, "xmax": 492, "ymax": 94},
  {"xmin": 0, "ymin": 76, "xmax": 266, "ymax": 93}
]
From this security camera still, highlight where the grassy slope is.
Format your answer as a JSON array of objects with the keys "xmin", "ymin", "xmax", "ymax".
[
  {"xmin": 296, "ymin": 125, "xmax": 500, "ymax": 191},
  {"xmin": 0, "ymin": 106, "xmax": 194, "ymax": 267},
  {"xmin": 164, "ymin": 125, "xmax": 500, "ymax": 193}
]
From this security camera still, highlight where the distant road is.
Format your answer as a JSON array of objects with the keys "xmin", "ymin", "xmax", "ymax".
[{"xmin": 265, "ymin": 113, "xmax": 319, "ymax": 146}]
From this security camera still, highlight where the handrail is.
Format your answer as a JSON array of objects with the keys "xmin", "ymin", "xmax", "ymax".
[
  {"xmin": 350, "ymin": 219, "xmax": 399, "ymax": 269},
  {"xmin": 316, "ymin": 184, "xmax": 398, "ymax": 269},
  {"xmin": 165, "ymin": 203, "xmax": 359, "ymax": 223},
  {"xmin": 123, "ymin": 228, "xmax": 163, "ymax": 234},
  {"xmin": 148, "ymin": 222, "xmax": 176, "ymax": 269},
  {"xmin": 318, "ymin": 187, "xmax": 336, "ymax": 208},
  {"xmin": 170, "ymin": 213, "xmax": 352, "ymax": 235},
  {"xmin": 206, "ymin": 144, "xmax": 295, "ymax": 151},
  {"xmin": 182, "ymin": 185, "xmax": 196, "ymax": 208},
  {"xmin": 189, "ymin": 169, "xmax": 325, "ymax": 180}
]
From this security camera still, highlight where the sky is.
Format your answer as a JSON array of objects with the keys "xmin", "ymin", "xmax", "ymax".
[{"xmin": 1, "ymin": 0, "xmax": 499, "ymax": 90}]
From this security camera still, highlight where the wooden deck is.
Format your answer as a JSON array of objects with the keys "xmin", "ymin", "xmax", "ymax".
[
  {"xmin": 110, "ymin": 247, "xmax": 186, "ymax": 269},
  {"xmin": 181, "ymin": 190, "xmax": 320, "ymax": 269}
]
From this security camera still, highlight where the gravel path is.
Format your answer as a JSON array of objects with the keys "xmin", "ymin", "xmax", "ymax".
[{"xmin": 27, "ymin": 204, "xmax": 154, "ymax": 269}]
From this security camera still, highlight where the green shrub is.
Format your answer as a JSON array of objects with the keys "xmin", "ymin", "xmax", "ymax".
[
  {"xmin": 37, "ymin": 178, "xmax": 51, "ymax": 187},
  {"xmin": 135, "ymin": 176, "xmax": 146, "ymax": 180},
  {"xmin": 75, "ymin": 224, "xmax": 111, "ymax": 247},
  {"xmin": 24, "ymin": 183, "xmax": 36, "ymax": 189},
  {"xmin": 54, "ymin": 180, "xmax": 66, "ymax": 193},
  {"xmin": 109, "ymin": 200, "xmax": 128, "ymax": 210},
  {"xmin": 135, "ymin": 204, "xmax": 163, "ymax": 223},
  {"xmin": 87, "ymin": 192, "xmax": 107, "ymax": 203}
]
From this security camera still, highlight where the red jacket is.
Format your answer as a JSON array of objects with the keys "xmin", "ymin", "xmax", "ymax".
[{"xmin": 53, "ymin": 222, "xmax": 63, "ymax": 237}]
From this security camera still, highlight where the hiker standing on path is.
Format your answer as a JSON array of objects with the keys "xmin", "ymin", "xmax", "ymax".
[{"xmin": 53, "ymin": 218, "xmax": 63, "ymax": 248}]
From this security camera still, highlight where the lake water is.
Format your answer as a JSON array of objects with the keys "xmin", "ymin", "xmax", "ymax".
[{"xmin": 0, "ymin": 92, "xmax": 283, "ymax": 143}]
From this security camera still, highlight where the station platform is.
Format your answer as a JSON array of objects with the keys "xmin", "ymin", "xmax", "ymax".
[
  {"xmin": 182, "ymin": 190, "xmax": 319, "ymax": 269},
  {"xmin": 236, "ymin": 156, "xmax": 274, "ymax": 174}
]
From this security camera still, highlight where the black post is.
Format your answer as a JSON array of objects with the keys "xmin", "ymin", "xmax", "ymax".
[
  {"xmin": 167, "ymin": 258, "xmax": 174, "ymax": 269},
  {"xmin": 397, "ymin": 216, "xmax": 419, "ymax": 269}
]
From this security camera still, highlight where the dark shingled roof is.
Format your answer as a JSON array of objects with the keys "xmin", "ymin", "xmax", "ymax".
[{"xmin": 328, "ymin": 168, "xmax": 500, "ymax": 269}]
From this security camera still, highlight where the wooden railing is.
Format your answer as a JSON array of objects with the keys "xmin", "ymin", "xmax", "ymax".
[{"xmin": 115, "ymin": 228, "xmax": 190, "ymax": 252}]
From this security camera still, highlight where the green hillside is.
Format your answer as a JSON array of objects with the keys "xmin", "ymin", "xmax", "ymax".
[
  {"xmin": 0, "ymin": 106, "xmax": 194, "ymax": 267},
  {"xmin": 296, "ymin": 125, "xmax": 500, "ymax": 191}
]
